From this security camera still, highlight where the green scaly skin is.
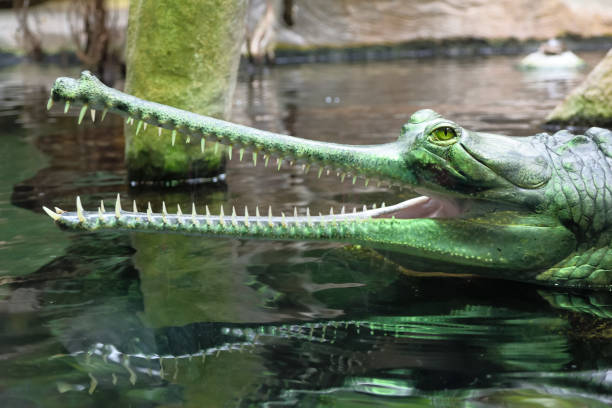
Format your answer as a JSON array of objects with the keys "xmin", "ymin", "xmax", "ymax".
[{"xmin": 44, "ymin": 72, "xmax": 612, "ymax": 289}]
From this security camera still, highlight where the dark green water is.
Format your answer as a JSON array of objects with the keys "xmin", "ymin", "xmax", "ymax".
[{"xmin": 1, "ymin": 54, "xmax": 612, "ymax": 407}]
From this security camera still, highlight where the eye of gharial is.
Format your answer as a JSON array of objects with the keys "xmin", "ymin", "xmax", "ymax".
[{"xmin": 427, "ymin": 126, "xmax": 459, "ymax": 146}]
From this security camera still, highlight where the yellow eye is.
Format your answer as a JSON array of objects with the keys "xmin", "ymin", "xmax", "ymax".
[{"xmin": 431, "ymin": 127, "xmax": 456, "ymax": 141}]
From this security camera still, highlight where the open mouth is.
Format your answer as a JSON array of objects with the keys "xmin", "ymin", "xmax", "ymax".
[{"xmin": 44, "ymin": 72, "xmax": 465, "ymax": 228}]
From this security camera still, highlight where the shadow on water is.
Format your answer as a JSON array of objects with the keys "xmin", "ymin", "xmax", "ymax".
[{"xmin": 1, "ymin": 55, "xmax": 612, "ymax": 406}]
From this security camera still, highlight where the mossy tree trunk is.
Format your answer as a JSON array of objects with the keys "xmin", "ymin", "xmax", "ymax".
[{"xmin": 125, "ymin": 0, "xmax": 248, "ymax": 183}]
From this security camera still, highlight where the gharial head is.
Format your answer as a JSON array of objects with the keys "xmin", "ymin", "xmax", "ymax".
[
  {"xmin": 396, "ymin": 108, "xmax": 551, "ymax": 206},
  {"xmin": 45, "ymin": 72, "xmax": 611, "ymax": 288},
  {"xmin": 48, "ymin": 72, "xmax": 553, "ymax": 211}
]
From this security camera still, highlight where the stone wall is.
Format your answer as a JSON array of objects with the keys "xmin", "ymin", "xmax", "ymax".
[{"xmin": 276, "ymin": 0, "xmax": 612, "ymax": 48}]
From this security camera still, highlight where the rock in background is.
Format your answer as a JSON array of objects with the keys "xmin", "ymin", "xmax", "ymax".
[
  {"xmin": 275, "ymin": 0, "xmax": 612, "ymax": 48},
  {"xmin": 547, "ymin": 48, "xmax": 612, "ymax": 126}
]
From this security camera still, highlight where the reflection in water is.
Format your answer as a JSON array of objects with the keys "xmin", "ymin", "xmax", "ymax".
[{"xmin": 1, "ymin": 53, "xmax": 612, "ymax": 406}]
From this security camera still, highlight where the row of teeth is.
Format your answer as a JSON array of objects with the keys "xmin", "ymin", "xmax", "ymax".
[
  {"xmin": 43, "ymin": 194, "xmax": 388, "ymax": 227},
  {"xmin": 47, "ymin": 98, "xmax": 395, "ymax": 188}
]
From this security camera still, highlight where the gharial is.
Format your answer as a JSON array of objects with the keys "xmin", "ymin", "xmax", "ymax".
[{"xmin": 43, "ymin": 71, "xmax": 612, "ymax": 290}]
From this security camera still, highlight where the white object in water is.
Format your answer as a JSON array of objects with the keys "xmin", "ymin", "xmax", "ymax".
[{"xmin": 519, "ymin": 51, "xmax": 585, "ymax": 69}]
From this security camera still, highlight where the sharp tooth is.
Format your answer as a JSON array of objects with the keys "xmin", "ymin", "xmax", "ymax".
[
  {"xmin": 143, "ymin": 122, "xmax": 148, "ymax": 131},
  {"xmin": 353, "ymin": 207, "xmax": 357, "ymax": 216},
  {"xmin": 252, "ymin": 152, "xmax": 258, "ymax": 166},
  {"xmin": 294, "ymin": 207, "xmax": 298, "ymax": 217},
  {"xmin": 43, "ymin": 206, "xmax": 60, "ymax": 221},
  {"xmin": 133, "ymin": 200, "xmax": 138, "ymax": 213},
  {"xmin": 147, "ymin": 202, "xmax": 153, "ymax": 223},
  {"xmin": 268, "ymin": 206, "xmax": 273, "ymax": 227},
  {"xmin": 54, "ymin": 207, "xmax": 65, "ymax": 214},
  {"xmin": 172, "ymin": 130, "xmax": 177, "ymax": 146},
  {"xmin": 158, "ymin": 127, "xmax": 163, "ymax": 137},
  {"xmin": 176, "ymin": 204, "xmax": 184, "ymax": 224},
  {"xmin": 326, "ymin": 169, "xmax": 330, "ymax": 176},
  {"xmin": 244, "ymin": 207, "xmax": 250, "ymax": 227},
  {"xmin": 281, "ymin": 212, "xmax": 287, "ymax": 227},
  {"xmin": 115, "ymin": 194, "xmax": 122, "ymax": 218},
  {"xmin": 201, "ymin": 138, "xmax": 205, "ymax": 152},
  {"xmin": 98, "ymin": 207, "xmax": 104, "ymax": 221},
  {"xmin": 76, "ymin": 196, "xmax": 85, "ymax": 223},
  {"xmin": 64, "ymin": 101, "xmax": 70, "ymax": 113},
  {"xmin": 46, "ymin": 98, "xmax": 53, "ymax": 110},
  {"xmin": 192, "ymin": 203, "xmax": 199, "ymax": 226},
  {"xmin": 186, "ymin": 136, "xmax": 191, "ymax": 143},
  {"xmin": 162, "ymin": 201, "xmax": 168, "ymax": 223},
  {"xmin": 372, "ymin": 204, "xmax": 377, "ymax": 209},
  {"xmin": 239, "ymin": 148, "xmax": 244, "ymax": 161},
  {"xmin": 78, "ymin": 104, "xmax": 88, "ymax": 124},
  {"xmin": 101, "ymin": 108, "xmax": 108, "ymax": 122},
  {"xmin": 90, "ymin": 109, "xmax": 96, "ymax": 122},
  {"xmin": 100, "ymin": 200, "xmax": 106, "ymax": 213},
  {"xmin": 381, "ymin": 202, "xmax": 386, "ymax": 208},
  {"xmin": 307, "ymin": 208, "xmax": 313, "ymax": 226},
  {"xmin": 256, "ymin": 206, "xmax": 262, "ymax": 226},
  {"xmin": 205, "ymin": 205, "xmax": 212, "ymax": 226},
  {"xmin": 228, "ymin": 145, "xmax": 233, "ymax": 160},
  {"xmin": 318, "ymin": 168, "xmax": 323, "ymax": 178},
  {"xmin": 330, "ymin": 207, "xmax": 334, "ymax": 216},
  {"xmin": 277, "ymin": 158, "xmax": 283, "ymax": 171},
  {"xmin": 135, "ymin": 120, "xmax": 143, "ymax": 135},
  {"xmin": 363, "ymin": 205, "xmax": 367, "ymax": 212},
  {"xmin": 219, "ymin": 206, "xmax": 225, "ymax": 226},
  {"xmin": 341, "ymin": 206, "xmax": 345, "ymax": 215},
  {"xmin": 231, "ymin": 206, "xmax": 237, "ymax": 226},
  {"xmin": 289, "ymin": 160, "xmax": 294, "ymax": 167}
]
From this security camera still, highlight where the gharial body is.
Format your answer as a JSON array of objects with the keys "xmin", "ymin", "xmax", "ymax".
[{"xmin": 44, "ymin": 72, "xmax": 612, "ymax": 289}]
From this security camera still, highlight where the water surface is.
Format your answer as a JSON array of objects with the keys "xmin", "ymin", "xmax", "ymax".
[{"xmin": 1, "ymin": 53, "xmax": 611, "ymax": 407}]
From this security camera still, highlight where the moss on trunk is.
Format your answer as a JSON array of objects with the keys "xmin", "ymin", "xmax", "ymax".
[{"xmin": 125, "ymin": 0, "xmax": 247, "ymax": 182}]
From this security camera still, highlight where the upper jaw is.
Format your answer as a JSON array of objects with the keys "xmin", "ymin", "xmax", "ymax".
[
  {"xmin": 48, "ymin": 72, "xmax": 415, "ymax": 189},
  {"xmin": 47, "ymin": 73, "xmax": 477, "ymax": 223}
]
